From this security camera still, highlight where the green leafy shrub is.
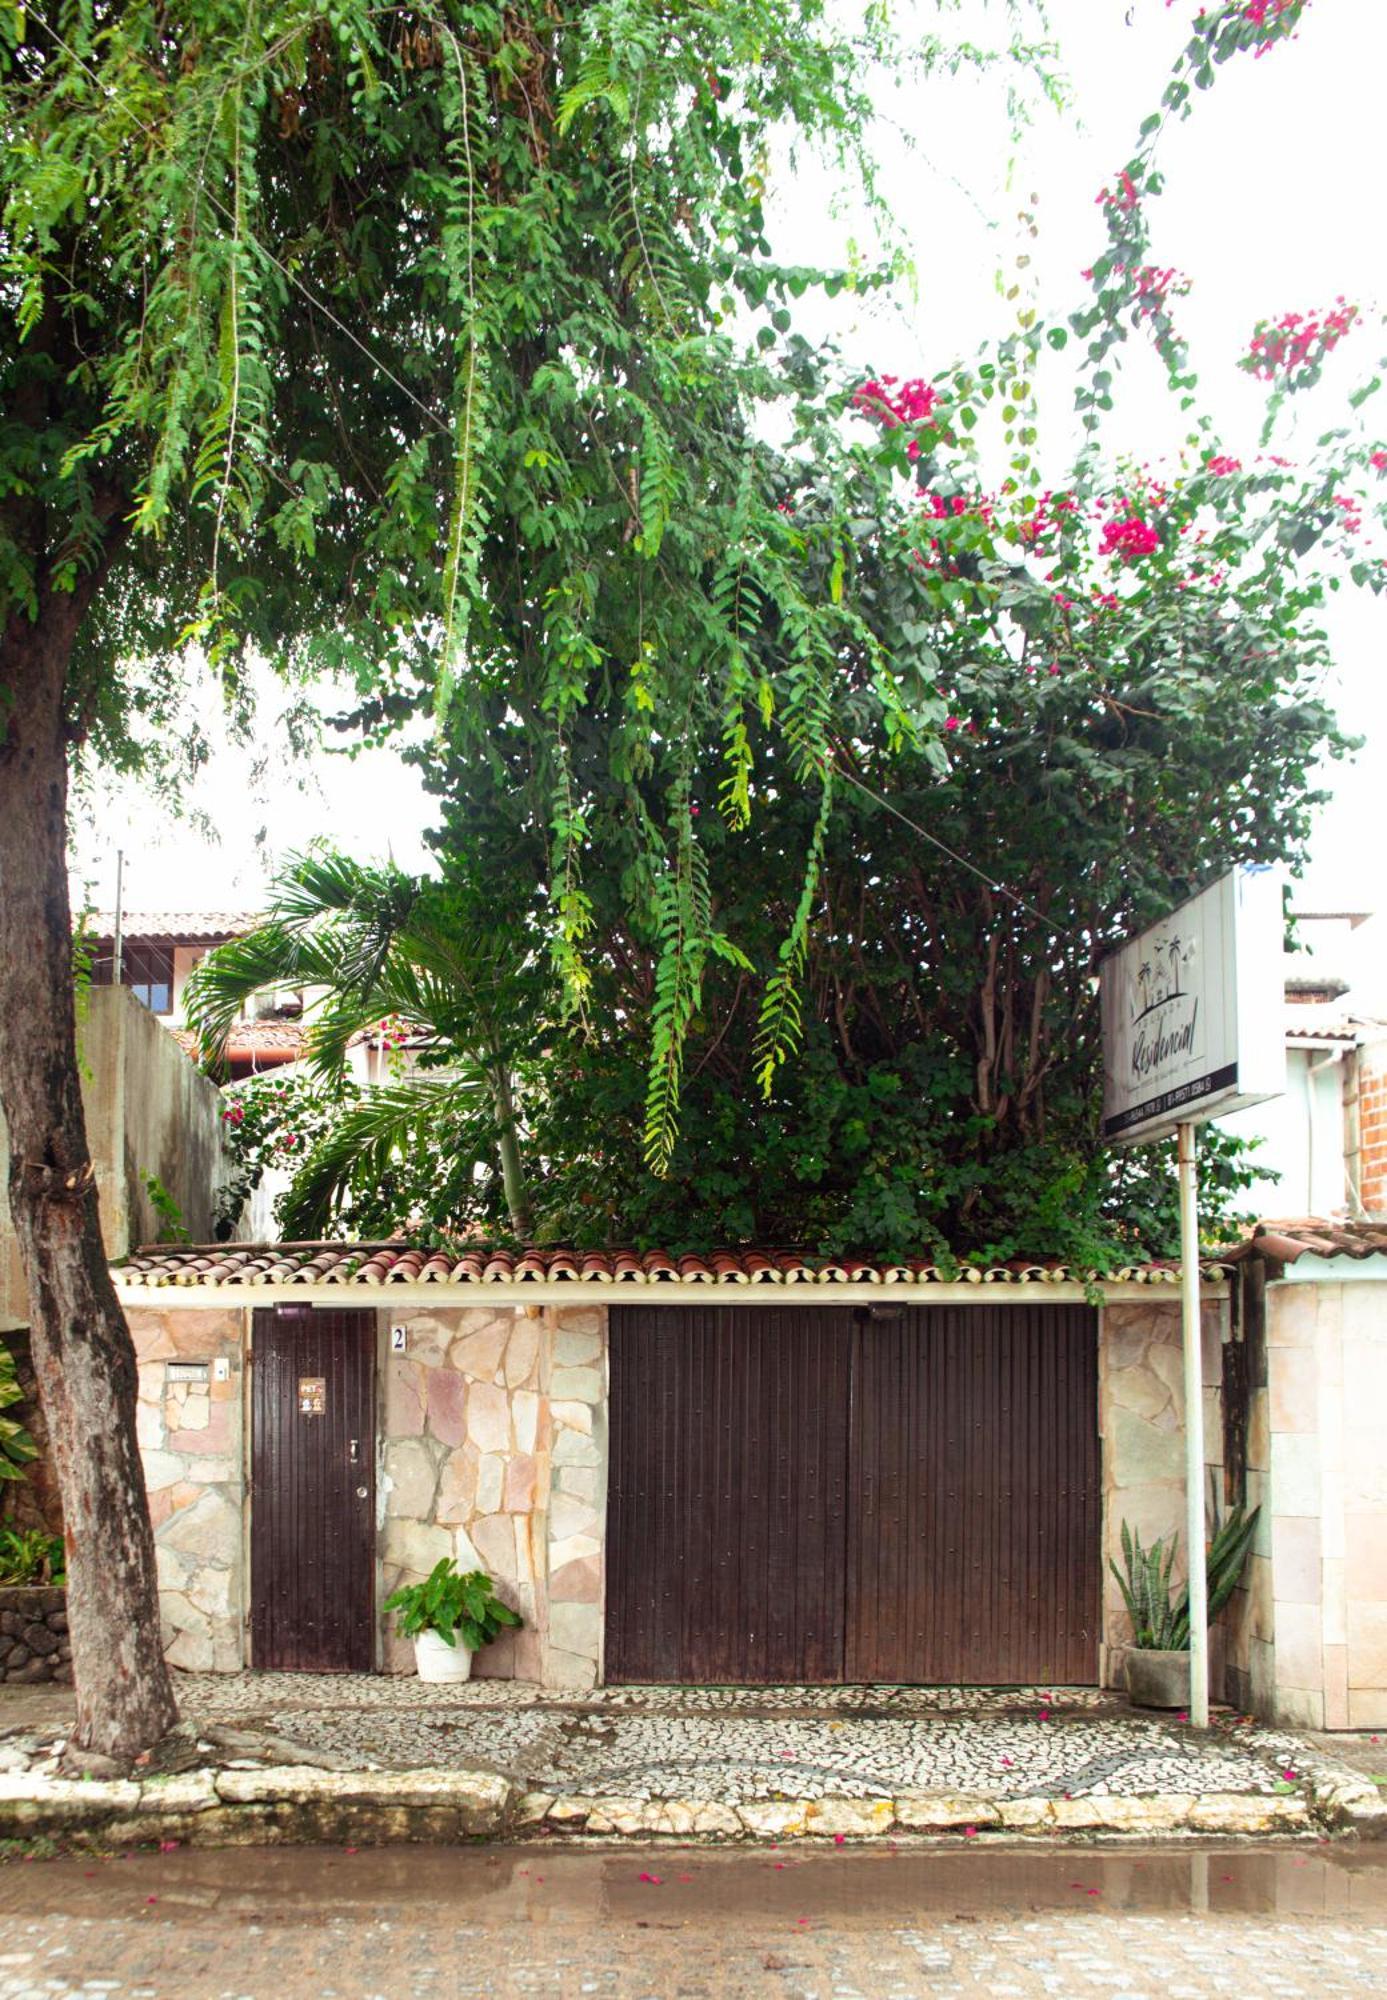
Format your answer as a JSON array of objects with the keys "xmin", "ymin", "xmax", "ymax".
[
  {"xmin": 0, "ymin": 1345, "xmax": 38, "ymax": 1486},
  {"xmin": 0, "ymin": 1528, "xmax": 65, "ymax": 1588},
  {"xmin": 384, "ymin": 1560, "xmax": 520, "ymax": 1651}
]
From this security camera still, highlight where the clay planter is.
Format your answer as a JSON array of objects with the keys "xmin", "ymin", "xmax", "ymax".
[{"xmin": 1125, "ymin": 1647, "xmax": 1190, "ymax": 1710}]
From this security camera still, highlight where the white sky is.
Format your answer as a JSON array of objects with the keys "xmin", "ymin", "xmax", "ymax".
[{"xmin": 71, "ymin": 0, "xmax": 1387, "ymax": 991}]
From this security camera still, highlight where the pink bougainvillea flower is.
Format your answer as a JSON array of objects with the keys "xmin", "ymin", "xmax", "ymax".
[
  {"xmin": 158, "ymin": 1839, "xmax": 179, "ymax": 1853},
  {"xmin": 963, "ymin": 1825, "xmax": 978, "ymax": 1839},
  {"xmin": 833, "ymin": 1833, "xmax": 846, "ymax": 1846},
  {"xmin": 638, "ymin": 1871, "xmax": 663, "ymax": 1884}
]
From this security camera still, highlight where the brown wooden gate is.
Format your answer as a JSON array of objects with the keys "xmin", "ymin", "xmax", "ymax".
[
  {"xmin": 250, "ymin": 1306, "xmax": 376, "ymax": 1672},
  {"xmin": 606, "ymin": 1302, "xmax": 1099, "ymax": 1685}
]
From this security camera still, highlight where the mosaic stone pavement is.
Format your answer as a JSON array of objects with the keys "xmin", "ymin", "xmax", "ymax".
[{"xmin": 168, "ymin": 1675, "xmax": 1312, "ymax": 1805}]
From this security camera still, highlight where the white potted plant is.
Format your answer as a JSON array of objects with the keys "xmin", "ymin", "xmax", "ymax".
[{"xmin": 384, "ymin": 1559, "xmax": 521, "ymax": 1683}]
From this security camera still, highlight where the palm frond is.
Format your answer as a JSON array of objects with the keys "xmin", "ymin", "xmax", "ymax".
[{"xmin": 277, "ymin": 1073, "xmax": 491, "ymax": 1238}]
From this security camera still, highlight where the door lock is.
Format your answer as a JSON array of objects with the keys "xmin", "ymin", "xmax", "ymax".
[{"xmin": 356, "ymin": 1486, "xmax": 369, "ymax": 1500}]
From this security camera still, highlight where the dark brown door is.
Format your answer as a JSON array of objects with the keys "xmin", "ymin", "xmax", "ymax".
[
  {"xmin": 250, "ymin": 1306, "xmax": 376, "ymax": 1671},
  {"xmin": 846, "ymin": 1303, "xmax": 1100, "ymax": 1684},
  {"xmin": 606, "ymin": 1305, "xmax": 852, "ymax": 1682},
  {"xmin": 606, "ymin": 1302, "xmax": 1099, "ymax": 1685}
]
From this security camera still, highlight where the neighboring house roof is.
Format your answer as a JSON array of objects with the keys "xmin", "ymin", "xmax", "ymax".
[
  {"xmin": 86, "ymin": 911, "xmax": 260, "ymax": 942},
  {"xmin": 173, "ymin": 1021, "xmax": 308, "ymax": 1068},
  {"xmin": 114, "ymin": 1241, "xmax": 1231, "ymax": 1292},
  {"xmin": 1223, "ymin": 1218, "xmax": 1387, "ymax": 1264}
]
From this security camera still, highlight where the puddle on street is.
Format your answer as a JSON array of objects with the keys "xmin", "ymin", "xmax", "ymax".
[{"xmin": 0, "ymin": 1844, "xmax": 1385, "ymax": 1928}]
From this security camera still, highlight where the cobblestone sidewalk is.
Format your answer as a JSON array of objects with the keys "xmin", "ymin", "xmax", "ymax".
[
  {"xmin": 164, "ymin": 1675, "xmax": 1323, "ymax": 1805},
  {"xmin": 1, "ymin": 1678, "xmax": 1382, "ymax": 1845}
]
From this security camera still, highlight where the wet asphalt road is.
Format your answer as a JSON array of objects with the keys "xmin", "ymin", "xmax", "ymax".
[{"xmin": 0, "ymin": 1844, "xmax": 1385, "ymax": 1998}]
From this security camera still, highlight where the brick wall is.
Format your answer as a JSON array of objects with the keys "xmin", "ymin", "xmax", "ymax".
[{"xmin": 1360, "ymin": 1043, "xmax": 1387, "ymax": 1217}]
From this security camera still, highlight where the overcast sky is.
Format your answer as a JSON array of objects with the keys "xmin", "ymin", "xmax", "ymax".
[{"xmin": 71, "ymin": 0, "xmax": 1387, "ymax": 988}]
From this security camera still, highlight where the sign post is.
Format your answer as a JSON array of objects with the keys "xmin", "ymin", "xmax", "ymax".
[
  {"xmin": 1177, "ymin": 1122, "xmax": 1210, "ymax": 1727},
  {"xmin": 1101, "ymin": 867, "xmax": 1284, "ymax": 1728}
]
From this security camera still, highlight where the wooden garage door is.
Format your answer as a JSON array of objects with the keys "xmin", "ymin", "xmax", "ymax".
[
  {"xmin": 250, "ymin": 1306, "xmax": 376, "ymax": 1671},
  {"xmin": 605, "ymin": 1306, "xmax": 852, "ymax": 1682},
  {"xmin": 606, "ymin": 1302, "xmax": 1099, "ymax": 1685}
]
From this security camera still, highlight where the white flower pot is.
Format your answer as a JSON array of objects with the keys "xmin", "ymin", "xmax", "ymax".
[{"xmin": 413, "ymin": 1628, "xmax": 474, "ymax": 1683}]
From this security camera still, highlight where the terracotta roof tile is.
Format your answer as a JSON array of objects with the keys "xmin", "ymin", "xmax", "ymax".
[
  {"xmin": 1223, "ymin": 1218, "xmax": 1387, "ymax": 1265},
  {"xmin": 89, "ymin": 911, "xmax": 260, "ymax": 942},
  {"xmin": 113, "ymin": 1241, "xmax": 1231, "ymax": 1292}
]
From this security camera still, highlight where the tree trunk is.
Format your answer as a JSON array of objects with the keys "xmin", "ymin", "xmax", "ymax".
[
  {"xmin": 488, "ymin": 1064, "xmax": 533, "ymax": 1238},
  {"xmin": 0, "ymin": 594, "xmax": 178, "ymax": 1760}
]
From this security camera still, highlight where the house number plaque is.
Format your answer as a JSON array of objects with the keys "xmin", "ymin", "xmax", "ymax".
[{"xmin": 298, "ymin": 1376, "xmax": 326, "ymax": 1416}]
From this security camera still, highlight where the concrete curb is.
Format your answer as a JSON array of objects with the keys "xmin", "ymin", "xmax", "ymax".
[
  {"xmin": 513, "ymin": 1787, "xmax": 1323, "ymax": 1841},
  {"xmin": 0, "ymin": 1763, "xmax": 1382, "ymax": 1847}
]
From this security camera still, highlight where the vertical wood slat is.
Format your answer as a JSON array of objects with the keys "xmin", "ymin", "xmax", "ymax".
[
  {"xmin": 606, "ymin": 1305, "xmax": 853, "ymax": 1683},
  {"xmin": 607, "ymin": 1300, "xmax": 1099, "ymax": 1687},
  {"xmin": 250, "ymin": 1307, "xmax": 376, "ymax": 1672},
  {"xmin": 846, "ymin": 1302, "xmax": 1100, "ymax": 1684}
]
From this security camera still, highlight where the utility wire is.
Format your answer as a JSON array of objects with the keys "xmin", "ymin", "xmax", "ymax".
[
  {"xmin": 833, "ymin": 757, "xmax": 1082, "ymax": 941},
  {"xmin": 29, "ymin": 11, "xmax": 456, "ymax": 443}
]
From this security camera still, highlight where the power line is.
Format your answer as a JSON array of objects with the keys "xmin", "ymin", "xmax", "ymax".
[
  {"xmin": 28, "ymin": 10, "xmax": 456, "ymax": 443},
  {"xmin": 833, "ymin": 758, "xmax": 1081, "ymax": 940}
]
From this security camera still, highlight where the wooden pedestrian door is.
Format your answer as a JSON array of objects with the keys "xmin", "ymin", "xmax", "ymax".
[
  {"xmin": 606, "ymin": 1303, "xmax": 1099, "ymax": 1685},
  {"xmin": 250, "ymin": 1307, "xmax": 376, "ymax": 1672}
]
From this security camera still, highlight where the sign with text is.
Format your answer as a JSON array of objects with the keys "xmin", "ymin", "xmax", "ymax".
[{"xmin": 1101, "ymin": 867, "xmax": 1285, "ymax": 1145}]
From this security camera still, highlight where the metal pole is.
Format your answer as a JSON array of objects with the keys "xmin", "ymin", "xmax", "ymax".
[
  {"xmin": 112, "ymin": 848, "xmax": 125, "ymax": 986},
  {"xmin": 1178, "ymin": 1120, "xmax": 1209, "ymax": 1728}
]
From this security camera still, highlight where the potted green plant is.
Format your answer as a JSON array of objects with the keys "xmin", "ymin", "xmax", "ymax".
[
  {"xmin": 1111, "ymin": 1503, "xmax": 1259, "ymax": 1710},
  {"xmin": 384, "ymin": 1559, "xmax": 521, "ymax": 1683}
]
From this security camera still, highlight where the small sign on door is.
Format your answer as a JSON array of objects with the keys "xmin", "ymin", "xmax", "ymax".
[{"xmin": 298, "ymin": 1376, "xmax": 326, "ymax": 1416}]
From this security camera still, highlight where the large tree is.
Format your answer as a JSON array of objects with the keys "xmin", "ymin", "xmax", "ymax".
[{"xmin": 2, "ymin": 0, "xmax": 1031, "ymax": 1754}]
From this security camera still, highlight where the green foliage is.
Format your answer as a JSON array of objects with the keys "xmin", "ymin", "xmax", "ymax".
[
  {"xmin": 189, "ymin": 853, "xmax": 544, "ymax": 1237},
  {"xmin": 384, "ymin": 1559, "xmax": 520, "ymax": 1650},
  {"xmin": 0, "ymin": 1527, "xmax": 65, "ymax": 1587},
  {"xmin": 142, "ymin": 1176, "xmax": 190, "ymax": 1246},
  {"xmin": 1112, "ymin": 1521, "xmax": 1184, "ymax": 1651},
  {"xmin": 4, "ymin": 0, "xmax": 1035, "ymax": 1157},
  {"xmin": 1110, "ymin": 1501, "xmax": 1260, "ymax": 1652},
  {"xmin": 0, "ymin": 1345, "xmax": 38, "ymax": 1487}
]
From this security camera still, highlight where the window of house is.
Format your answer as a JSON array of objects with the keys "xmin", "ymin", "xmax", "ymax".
[{"xmin": 90, "ymin": 939, "xmax": 175, "ymax": 1015}]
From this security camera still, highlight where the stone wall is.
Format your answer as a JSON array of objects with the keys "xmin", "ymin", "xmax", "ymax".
[
  {"xmin": 378, "ymin": 1304, "xmax": 606, "ymax": 1688},
  {"xmin": 1098, "ymin": 1296, "xmax": 1228, "ymax": 1690},
  {"xmin": 131, "ymin": 1308, "xmax": 244, "ymax": 1674},
  {"xmin": 0, "ymin": 1587, "xmax": 71, "ymax": 1684}
]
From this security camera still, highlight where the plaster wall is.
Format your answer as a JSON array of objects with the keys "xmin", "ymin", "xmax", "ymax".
[{"xmin": 1, "ymin": 986, "xmax": 239, "ymax": 1335}]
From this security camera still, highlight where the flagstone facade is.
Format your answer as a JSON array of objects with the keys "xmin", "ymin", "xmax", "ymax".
[{"xmin": 117, "ymin": 1270, "xmax": 1382, "ymax": 1724}]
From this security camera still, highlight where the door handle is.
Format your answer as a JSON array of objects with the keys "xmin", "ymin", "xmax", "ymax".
[{"xmin": 349, "ymin": 1438, "xmax": 359, "ymax": 1462}]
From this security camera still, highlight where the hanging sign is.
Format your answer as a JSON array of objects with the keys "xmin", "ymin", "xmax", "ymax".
[{"xmin": 1100, "ymin": 866, "xmax": 1285, "ymax": 1145}]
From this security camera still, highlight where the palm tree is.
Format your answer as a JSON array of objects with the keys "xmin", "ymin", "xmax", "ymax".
[{"xmin": 182, "ymin": 852, "xmax": 542, "ymax": 1238}]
